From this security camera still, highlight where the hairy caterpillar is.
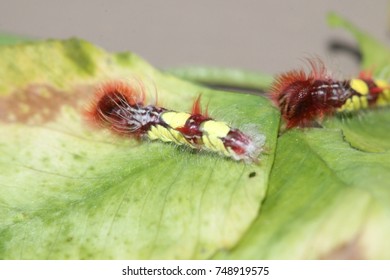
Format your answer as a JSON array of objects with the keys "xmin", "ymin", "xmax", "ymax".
[
  {"xmin": 270, "ymin": 59, "xmax": 390, "ymax": 128},
  {"xmin": 85, "ymin": 80, "xmax": 265, "ymax": 162}
]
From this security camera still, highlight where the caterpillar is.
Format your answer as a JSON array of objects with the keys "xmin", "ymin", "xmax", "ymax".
[
  {"xmin": 270, "ymin": 59, "xmax": 390, "ymax": 129},
  {"xmin": 85, "ymin": 80, "xmax": 265, "ymax": 162}
]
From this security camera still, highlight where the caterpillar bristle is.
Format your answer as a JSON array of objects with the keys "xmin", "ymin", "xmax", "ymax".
[
  {"xmin": 84, "ymin": 80, "xmax": 265, "ymax": 163},
  {"xmin": 269, "ymin": 58, "xmax": 390, "ymax": 129}
]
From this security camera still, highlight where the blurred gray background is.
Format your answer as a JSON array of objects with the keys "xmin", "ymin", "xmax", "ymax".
[{"xmin": 0, "ymin": 0, "xmax": 389, "ymax": 75}]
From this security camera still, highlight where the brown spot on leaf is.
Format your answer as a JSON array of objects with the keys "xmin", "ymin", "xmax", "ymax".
[
  {"xmin": 0, "ymin": 84, "xmax": 93, "ymax": 124},
  {"xmin": 320, "ymin": 235, "xmax": 365, "ymax": 259}
]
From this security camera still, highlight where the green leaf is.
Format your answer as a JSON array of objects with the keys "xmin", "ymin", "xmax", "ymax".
[
  {"xmin": 325, "ymin": 13, "xmax": 390, "ymax": 152},
  {"xmin": 214, "ymin": 13, "xmax": 390, "ymax": 259},
  {"xmin": 0, "ymin": 32, "xmax": 31, "ymax": 46},
  {"xmin": 0, "ymin": 39, "xmax": 279, "ymax": 259},
  {"xmin": 327, "ymin": 12, "xmax": 390, "ymax": 77},
  {"xmin": 324, "ymin": 109, "xmax": 390, "ymax": 152},
  {"xmin": 165, "ymin": 66, "xmax": 273, "ymax": 91},
  {"xmin": 215, "ymin": 129, "xmax": 390, "ymax": 259}
]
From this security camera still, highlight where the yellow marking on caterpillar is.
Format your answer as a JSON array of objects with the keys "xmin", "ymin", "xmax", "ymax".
[
  {"xmin": 375, "ymin": 79, "xmax": 388, "ymax": 88},
  {"xmin": 202, "ymin": 135, "xmax": 230, "ymax": 156},
  {"xmin": 338, "ymin": 95, "xmax": 368, "ymax": 112},
  {"xmin": 147, "ymin": 125, "xmax": 190, "ymax": 146},
  {"xmin": 200, "ymin": 120, "xmax": 230, "ymax": 156},
  {"xmin": 201, "ymin": 120, "xmax": 230, "ymax": 137},
  {"xmin": 161, "ymin": 111, "xmax": 191, "ymax": 128},
  {"xmin": 350, "ymin": 79, "xmax": 369, "ymax": 95},
  {"xmin": 147, "ymin": 117, "xmax": 234, "ymax": 155},
  {"xmin": 375, "ymin": 79, "xmax": 390, "ymax": 106},
  {"xmin": 338, "ymin": 98, "xmax": 353, "ymax": 112},
  {"xmin": 360, "ymin": 96, "xmax": 368, "ymax": 108},
  {"xmin": 352, "ymin": 95, "xmax": 362, "ymax": 110}
]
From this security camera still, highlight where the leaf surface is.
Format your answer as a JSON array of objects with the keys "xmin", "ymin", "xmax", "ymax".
[
  {"xmin": 214, "ymin": 13, "xmax": 390, "ymax": 259},
  {"xmin": 0, "ymin": 39, "xmax": 279, "ymax": 259}
]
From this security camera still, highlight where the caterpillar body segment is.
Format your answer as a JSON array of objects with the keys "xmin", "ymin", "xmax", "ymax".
[
  {"xmin": 270, "ymin": 59, "xmax": 390, "ymax": 128},
  {"xmin": 86, "ymin": 81, "xmax": 265, "ymax": 162}
]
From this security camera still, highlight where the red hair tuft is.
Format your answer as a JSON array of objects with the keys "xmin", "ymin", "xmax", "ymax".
[
  {"xmin": 191, "ymin": 95, "xmax": 209, "ymax": 117},
  {"xmin": 269, "ymin": 59, "xmax": 334, "ymax": 128},
  {"xmin": 270, "ymin": 59, "xmax": 330, "ymax": 102},
  {"xmin": 358, "ymin": 69, "xmax": 374, "ymax": 80},
  {"xmin": 84, "ymin": 80, "xmax": 146, "ymax": 126}
]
